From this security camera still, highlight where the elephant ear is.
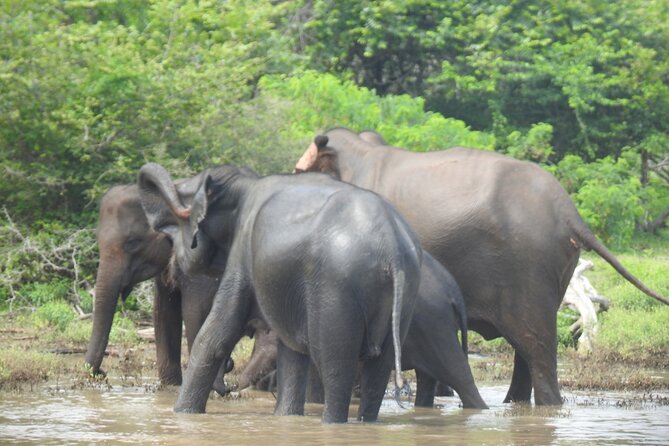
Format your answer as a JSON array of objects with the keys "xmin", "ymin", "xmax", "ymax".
[
  {"xmin": 293, "ymin": 135, "xmax": 329, "ymax": 173},
  {"xmin": 188, "ymin": 173, "xmax": 213, "ymax": 249},
  {"xmin": 138, "ymin": 163, "xmax": 191, "ymax": 237}
]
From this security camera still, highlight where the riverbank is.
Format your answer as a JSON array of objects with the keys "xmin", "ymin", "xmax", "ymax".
[{"xmin": 1, "ymin": 312, "xmax": 667, "ymax": 398}]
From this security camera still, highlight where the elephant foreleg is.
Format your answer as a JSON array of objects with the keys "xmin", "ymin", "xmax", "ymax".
[
  {"xmin": 153, "ymin": 276, "xmax": 183, "ymax": 385},
  {"xmin": 174, "ymin": 276, "xmax": 248, "ymax": 413}
]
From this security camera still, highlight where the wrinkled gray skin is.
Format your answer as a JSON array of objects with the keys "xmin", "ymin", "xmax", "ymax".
[
  {"xmin": 138, "ymin": 163, "xmax": 422, "ymax": 423},
  {"xmin": 295, "ymin": 128, "xmax": 669, "ymax": 406},
  {"xmin": 239, "ymin": 253, "xmax": 488, "ymax": 409},
  {"xmin": 84, "ymin": 183, "xmax": 233, "ymax": 391}
]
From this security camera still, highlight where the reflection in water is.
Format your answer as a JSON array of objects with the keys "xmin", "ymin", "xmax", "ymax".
[{"xmin": 0, "ymin": 385, "xmax": 668, "ymax": 445}]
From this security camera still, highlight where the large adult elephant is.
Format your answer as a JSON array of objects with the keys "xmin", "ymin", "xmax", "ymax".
[
  {"xmin": 138, "ymin": 162, "xmax": 422, "ymax": 423},
  {"xmin": 84, "ymin": 179, "xmax": 243, "ymax": 389},
  {"xmin": 294, "ymin": 128, "xmax": 669, "ymax": 406}
]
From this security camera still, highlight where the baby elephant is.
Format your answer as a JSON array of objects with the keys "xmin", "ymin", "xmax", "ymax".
[
  {"xmin": 138, "ymin": 164, "xmax": 422, "ymax": 423},
  {"xmin": 403, "ymin": 253, "xmax": 487, "ymax": 408},
  {"xmin": 240, "ymin": 252, "xmax": 488, "ymax": 410}
]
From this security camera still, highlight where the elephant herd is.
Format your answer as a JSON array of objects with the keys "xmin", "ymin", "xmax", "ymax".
[{"xmin": 84, "ymin": 127, "xmax": 668, "ymax": 423}]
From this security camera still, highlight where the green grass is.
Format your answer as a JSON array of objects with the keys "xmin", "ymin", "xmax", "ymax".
[
  {"xmin": 594, "ymin": 308, "xmax": 669, "ymax": 364},
  {"xmin": 580, "ymin": 232, "xmax": 669, "ymax": 365}
]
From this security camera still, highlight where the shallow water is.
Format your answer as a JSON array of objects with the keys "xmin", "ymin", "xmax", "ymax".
[{"xmin": 1, "ymin": 384, "xmax": 668, "ymax": 445}]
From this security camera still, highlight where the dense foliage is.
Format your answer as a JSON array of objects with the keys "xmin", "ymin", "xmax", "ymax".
[{"xmin": 0, "ymin": 0, "xmax": 667, "ymax": 362}]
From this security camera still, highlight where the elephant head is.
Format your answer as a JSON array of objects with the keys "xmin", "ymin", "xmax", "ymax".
[
  {"xmin": 84, "ymin": 184, "xmax": 173, "ymax": 375},
  {"xmin": 293, "ymin": 135, "xmax": 337, "ymax": 175},
  {"xmin": 137, "ymin": 163, "xmax": 256, "ymax": 277}
]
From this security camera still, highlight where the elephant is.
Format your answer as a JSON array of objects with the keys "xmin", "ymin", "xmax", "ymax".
[
  {"xmin": 294, "ymin": 128, "xmax": 669, "ymax": 406},
  {"xmin": 137, "ymin": 162, "xmax": 422, "ymax": 423},
  {"xmin": 235, "ymin": 318, "xmax": 278, "ymax": 391},
  {"xmin": 84, "ymin": 180, "xmax": 250, "ymax": 391},
  {"xmin": 236, "ymin": 252, "xmax": 488, "ymax": 409}
]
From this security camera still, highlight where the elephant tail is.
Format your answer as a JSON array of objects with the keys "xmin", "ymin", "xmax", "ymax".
[
  {"xmin": 571, "ymin": 219, "xmax": 669, "ymax": 305},
  {"xmin": 453, "ymin": 294, "xmax": 469, "ymax": 356},
  {"xmin": 391, "ymin": 268, "xmax": 406, "ymax": 396}
]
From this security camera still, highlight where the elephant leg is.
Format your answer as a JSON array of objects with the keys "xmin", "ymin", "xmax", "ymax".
[
  {"xmin": 274, "ymin": 341, "xmax": 309, "ymax": 416},
  {"xmin": 527, "ymin": 337, "xmax": 561, "ymax": 405},
  {"xmin": 317, "ymin": 356, "xmax": 358, "ymax": 423},
  {"xmin": 174, "ymin": 277, "xmax": 248, "ymax": 413},
  {"xmin": 503, "ymin": 352, "xmax": 533, "ymax": 403},
  {"xmin": 420, "ymin": 345, "xmax": 488, "ymax": 409},
  {"xmin": 311, "ymin": 328, "xmax": 360, "ymax": 423},
  {"xmin": 212, "ymin": 357, "xmax": 234, "ymax": 396},
  {"xmin": 181, "ymin": 276, "xmax": 232, "ymax": 396},
  {"xmin": 414, "ymin": 369, "xmax": 437, "ymax": 408},
  {"xmin": 435, "ymin": 382, "xmax": 454, "ymax": 397},
  {"xmin": 153, "ymin": 277, "xmax": 183, "ymax": 385},
  {"xmin": 357, "ymin": 337, "xmax": 395, "ymax": 422},
  {"xmin": 503, "ymin": 303, "xmax": 561, "ymax": 406},
  {"xmin": 305, "ymin": 361, "xmax": 325, "ymax": 404}
]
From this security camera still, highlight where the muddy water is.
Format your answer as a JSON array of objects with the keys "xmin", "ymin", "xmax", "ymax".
[{"xmin": 1, "ymin": 384, "xmax": 668, "ymax": 445}]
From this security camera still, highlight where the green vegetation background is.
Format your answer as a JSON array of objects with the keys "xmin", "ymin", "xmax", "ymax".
[{"xmin": 1, "ymin": 0, "xmax": 668, "ymax": 382}]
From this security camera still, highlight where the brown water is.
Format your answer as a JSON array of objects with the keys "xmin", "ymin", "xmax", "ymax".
[{"xmin": 1, "ymin": 384, "xmax": 668, "ymax": 445}]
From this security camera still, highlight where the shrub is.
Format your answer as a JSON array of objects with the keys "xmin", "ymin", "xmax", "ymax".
[
  {"xmin": 59, "ymin": 319, "xmax": 94, "ymax": 345},
  {"xmin": 258, "ymin": 71, "xmax": 495, "ymax": 152},
  {"xmin": 34, "ymin": 301, "xmax": 76, "ymax": 332},
  {"xmin": 108, "ymin": 316, "xmax": 139, "ymax": 346},
  {"xmin": 0, "ymin": 212, "xmax": 97, "ymax": 311},
  {"xmin": 18, "ymin": 279, "xmax": 70, "ymax": 307},
  {"xmin": 505, "ymin": 122, "xmax": 555, "ymax": 163},
  {"xmin": 549, "ymin": 154, "xmax": 644, "ymax": 246}
]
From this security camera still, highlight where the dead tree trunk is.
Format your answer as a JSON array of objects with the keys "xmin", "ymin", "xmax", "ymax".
[{"xmin": 561, "ymin": 258, "xmax": 609, "ymax": 353}]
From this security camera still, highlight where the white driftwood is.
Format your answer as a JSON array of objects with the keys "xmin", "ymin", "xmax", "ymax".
[
  {"xmin": 561, "ymin": 258, "xmax": 608, "ymax": 353},
  {"xmin": 137, "ymin": 327, "xmax": 156, "ymax": 342}
]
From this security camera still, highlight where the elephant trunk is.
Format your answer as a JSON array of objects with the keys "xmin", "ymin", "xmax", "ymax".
[{"xmin": 84, "ymin": 257, "xmax": 126, "ymax": 374}]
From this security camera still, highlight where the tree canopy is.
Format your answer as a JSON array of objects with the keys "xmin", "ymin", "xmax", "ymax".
[{"xmin": 1, "ymin": 0, "xmax": 667, "ymax": 245}]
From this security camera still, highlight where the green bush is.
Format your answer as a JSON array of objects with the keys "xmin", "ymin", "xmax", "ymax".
[
  {"xmin": 108, "ymin": 316, "xmax": 139, "ymax": 346},
  {"xmin": 59, "ymin": 319, "xmax": 94, "ymax": 345},
  {"xmin": 18, "ymin": 279, "xmax": 70, "ymax": 307},
  {"xmin": 258, "ymin": 71, "xmax": 495, "ymax": 151},
  {"xmin": 0, "ymin": 216, "xmax": 97, "ymax": 310},
  {"xmin": 34, "ymin": 301, "xmax": 76, "ymax": 332},
  {"xmin": 549, "ymin": 154, "xmax": 644, "ymax": 246},
  {"xmin": 505, "ymin": 122, "xmax": 555, "ymax": 163}
]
